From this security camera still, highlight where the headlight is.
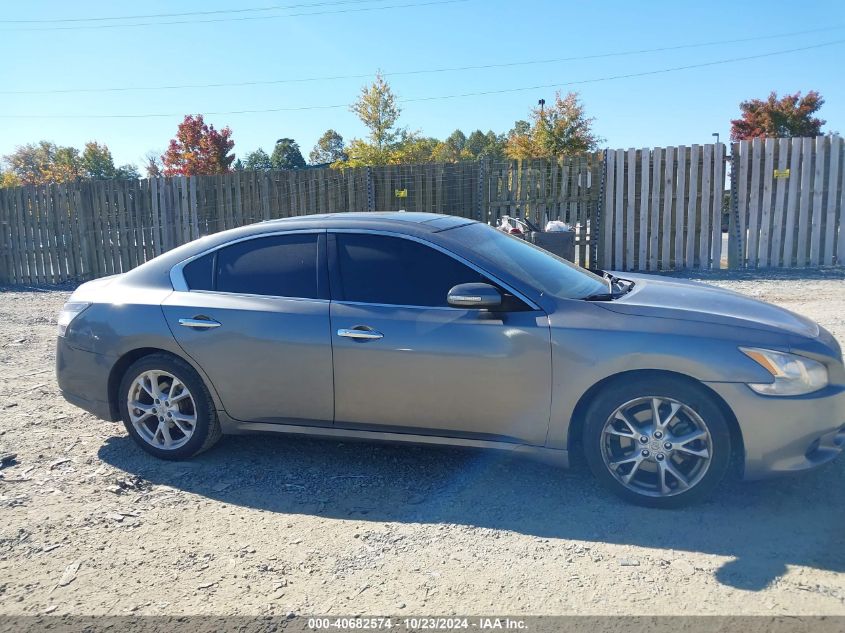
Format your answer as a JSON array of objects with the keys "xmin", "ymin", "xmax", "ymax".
[
  {"xmin": 57, "ymin": 302, "xmax": 90, "ymax": 337},
  {"xmin": 740, "ymin": 347, "xmax": 828, "ymax": 396}
]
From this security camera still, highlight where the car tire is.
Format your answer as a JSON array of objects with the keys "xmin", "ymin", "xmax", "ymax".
[
  {"xmin": 118, "ymin": 353, "xmax": 222, "ymax": 460},
  {"xmin": 583, "ymin": 375, "xmax": 732, "ymax": 508}
]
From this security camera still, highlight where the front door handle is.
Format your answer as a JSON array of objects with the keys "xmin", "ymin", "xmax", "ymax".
[
  {"xmin": 337, "ymin": 327, "xmax": 383, "ymax": 340},
  {"xmin": 179, "ymin": 317, "xmax": 221, "ymax": 329}
]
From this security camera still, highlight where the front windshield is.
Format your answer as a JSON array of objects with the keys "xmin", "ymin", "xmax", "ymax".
[{"xmin": 448, "ymin": 222, "xmax": 608, "ymax": 300}]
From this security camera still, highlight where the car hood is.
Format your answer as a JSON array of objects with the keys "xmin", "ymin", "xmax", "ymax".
[{"xmin": 594, "ymin": 272, "xmax": 820, "ymax": 338}]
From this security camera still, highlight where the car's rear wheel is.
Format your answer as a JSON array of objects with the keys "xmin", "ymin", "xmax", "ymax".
[
  {"xmin": 583, "ymin": 376, "xmax": 732, "ymax": 508},
  {"xmin": 118, "ymin": 353, "xmax": 221, "ymax": 460}
]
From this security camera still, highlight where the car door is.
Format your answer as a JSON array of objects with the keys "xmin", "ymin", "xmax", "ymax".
[
  {"xmin": 162, "ymin": 230, "xmax": 334, "ymax": 424},
  {"xmin": 328, "ymin": 231, "xmax": 552, "ymax": 445}
]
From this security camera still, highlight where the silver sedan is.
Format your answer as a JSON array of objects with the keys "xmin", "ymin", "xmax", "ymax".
[{"xmin": 56, "ymin": 212, "xmax": 845, "ymax": 507}]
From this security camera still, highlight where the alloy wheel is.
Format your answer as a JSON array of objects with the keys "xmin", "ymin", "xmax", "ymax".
[
  {"xmin": 600, "ymin": 396, "xmax": 713, "ymax": 498},
  {"xmin": 126, "ymin": 370, "xmax": 197, "ymax": 450}
]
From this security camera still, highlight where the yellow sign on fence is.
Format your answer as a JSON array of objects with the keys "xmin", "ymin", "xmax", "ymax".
[
  {"xmin": 773, "ymin": 169, "xmax": 790, "ymax": 179},
  {"xmin": 395, "ymin": 188, "xmax": 408, "ymax": 198}
]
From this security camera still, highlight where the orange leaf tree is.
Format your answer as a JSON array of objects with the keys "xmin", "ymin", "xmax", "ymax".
[
  {"xmin": 162, "ymin": 114, "xmax": 235, "ymax": 176},
  {"xmin": 730, "ymin": 91, "xmax": 826, "ymax": 140}
]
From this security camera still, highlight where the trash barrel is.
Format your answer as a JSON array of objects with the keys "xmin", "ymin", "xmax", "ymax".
[{"xmin": 528, "ymin": 230, "xmax": 575, "ymax": 262}]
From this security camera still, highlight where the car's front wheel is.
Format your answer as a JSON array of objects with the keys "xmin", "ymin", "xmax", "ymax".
[
  {"xmin": 583, "ymin": 376, "xmax": 732, "ymax": 508},
  {"xmin": 118, "ymin": 353, "xmax": 221, "ymax": 460}
]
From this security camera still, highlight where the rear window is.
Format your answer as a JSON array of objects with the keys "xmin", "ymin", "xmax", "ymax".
[
  {"xmin": 182, "ymin": 252, "xmax": 214, "ymax": 291},
  {"xmin": 182, "ymin": 234, "xmax": 322, "ymax": 299},
  {"xmin": 216, "ymin": 234, "xmax": 320, "ymax": 298}
]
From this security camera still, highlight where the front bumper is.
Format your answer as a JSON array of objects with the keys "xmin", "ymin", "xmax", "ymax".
[
  {"xmin": 56, "ymin": 337, "xmax": 115, "ymax": 420},
  {"xmin": 706, "ymin": 382, "xmax": 845, "ymax": 480}
]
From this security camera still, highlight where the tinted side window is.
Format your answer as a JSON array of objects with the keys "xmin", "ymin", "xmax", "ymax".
[
  {"xmin": 216, "ymin": 234, "xmax": 320, "ymax": 298},
  {"xmin": 336, "ymin": 234, "xmax": 485, "ymax": 307},
  {"xmin": 183, "ymin": 252, "xmax": 215, "ymax": 291}
]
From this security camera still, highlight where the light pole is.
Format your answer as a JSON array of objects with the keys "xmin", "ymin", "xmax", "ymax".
[{"xmin": 712, "ymin": 132, "xmax": 720, "ymax": 145}]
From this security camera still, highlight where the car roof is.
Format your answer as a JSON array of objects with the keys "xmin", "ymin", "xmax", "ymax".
[
  {"xmin": 262, "ymin": 211, "xmax": 474, "ymax": 232},
  {"xmin": 121, "ymin": 212, "xmax": 478, "ymax": 288}
]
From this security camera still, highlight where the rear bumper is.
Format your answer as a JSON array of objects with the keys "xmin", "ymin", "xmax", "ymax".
[
  {"xmin": 706, "ymin": 382, "xmax": 845, "ymax": 480},
  {"xmin": 56, "ymin": 337, "xmax": 116, "ymax": 421}
]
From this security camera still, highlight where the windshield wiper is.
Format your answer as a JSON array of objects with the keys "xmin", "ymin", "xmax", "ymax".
[
  {"xmin": 584, "ymin": 270, "xmax": 635, "ymax": 301},
  {"xmin": 584, "ymin": 292, "xmax": 616, "ymax": 301}
]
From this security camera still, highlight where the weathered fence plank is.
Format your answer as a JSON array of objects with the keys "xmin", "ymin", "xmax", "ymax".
[
  {"xmin": 649, "ymin": 148, "xmax": 661, "ymax": 271},
  {"xmin": 758, "ymin": 138, "xmax": 775, "ymax": 267},
  {"xmin": 625, "ymin": 148, "xmax": 636, "ymax": 271},
  {"xmin": 699, "ymin": 144, "xmax": 713, "ymax": 270},
  {"xmin": 797, "ymin": 137, "xmax": 814, "ymax": 267},
  {"xmin": 613, "ymin": 151, "xmax": 624, "ymax": 270},
  {"xmin": 661, "ymin": 146, "xmax": 674, "ymax": 270},
  {"xmin": 770, "ymin": 139, "xmax": 789, "ymax": 267},
  {"xmin": 839, "ymin": 142, "xmax": 845, "ymax": 264},
  {"xmin": 711, "ymin": 142, "xmax": 725, "ymax": 269},
  {"xmin": 810, "ymin": 136, "xmax": 826, "ymax": 266},
  {"xmin": 602, "ymin": 150, "xmax": 616, "ymax": 269},
  {"xmin": 685, "ymin": 145, "xmax": 699, "ymax": 268},
  {"xmin": 638, "ymin": 149, "xmax": 650, "ymax": 271},
  {"xmin": 826, "ymin": 134, "xmax": 841, "ymax": 265},
  {"xmin": 783, "ymin": 138, "xmax": 802, "ymax": 267},
  {"xmin": 674, "ymin": 146, "xmax": 686, "ymax": 269}
]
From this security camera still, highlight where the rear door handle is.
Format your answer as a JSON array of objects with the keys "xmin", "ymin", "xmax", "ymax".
[
  {"xmin": 337, "ymin": 327, "xmax": 383, "ymax": 340},
  {"xmin": 179, "ymin": 317, "xmax": 221, "ymax": 329}
]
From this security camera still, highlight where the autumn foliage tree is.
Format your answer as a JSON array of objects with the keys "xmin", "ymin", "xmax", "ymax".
[
  {"xmin": 2, "ymin": 140, "xmax": 138, "ymax": 185},
  {"xmin": 730, "ymin": 91, "xmax": 826, "ymax": 140},
  {"xmin": 162, "ymin": 114, "xmax": 235, "ymax": 176},
  {"xmin": 506, "ymin": 92, "xmax": 602, "ymax": 159},
  {"xmin": 309, "ymin": 129, "xmax": 347, "ymax": 164},
  {"xmin": 343, "ymin": 72, "xmax": 406, "ymax": 166}
]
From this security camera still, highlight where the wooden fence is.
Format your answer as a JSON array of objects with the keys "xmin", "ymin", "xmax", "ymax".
[
  {"xmin": 732, "ymin": 135, "xmax": 844, "ymax": 268},
  {"xmin": 0, "ymin": 137, "xmax": 843, "ymax": 286},
  {"xmin": 601, "ymin": 144, "xmax": 726, "ymax": 271},
  {"xmin": 0, "ymin": 157, "xmax": 602, "ymax": 285}
]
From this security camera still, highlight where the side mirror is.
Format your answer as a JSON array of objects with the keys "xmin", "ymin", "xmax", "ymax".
[{"xmin": 447, "ymin": 283, "xmax": 502, "ymax": 309}]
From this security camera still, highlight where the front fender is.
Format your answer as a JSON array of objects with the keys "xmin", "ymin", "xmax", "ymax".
[{"xmin": 546, "ymin": 301, "xmax": 786, "ymax": 449}]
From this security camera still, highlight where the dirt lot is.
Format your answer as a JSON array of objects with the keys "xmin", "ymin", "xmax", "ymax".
[{"xmin": 1, "ymin": 269, "xmax": 844, "ymax": 617}]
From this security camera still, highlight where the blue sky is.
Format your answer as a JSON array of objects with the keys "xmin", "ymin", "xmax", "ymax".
[{"xmin": 1, "ymin": 0, "xmax": 844, "ymax": 168}]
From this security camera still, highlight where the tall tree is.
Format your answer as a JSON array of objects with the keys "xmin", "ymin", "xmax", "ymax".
[
  {"xmin": 270, "ymin": 139, "xmax": 306, "ymax": 170},
  {"xmin": 350, "ymin": 72, "xmax": 402, "ymax": 156},
  {"xmin": 244, "ymin": 148, "xmax": 273, "ymax": 170},
  {"xmin": 309, "ymin": 129, "xmax": 347, "ymax": 164},
  {"xmin": 80, "ymin": 142, "xmax": 137, "ymax": 179},
  {"xmin": 115, "ymin": 164, "xmax": 141, "ymax": 180},
  {"xmin": 3, "ymin": 142, "xmax": 52, "ymax": 185},
  {"xmin": 432, "ymin": 130, "xmax": 467, "ymax": 162},
  {"xmin": 465, "ymin": 130, "xmax": 507, "ymax": 161},
  {"xmin": 390, "ymin": 136, "xmax": 439, "ymax": 164},
  {"xmin": 144, "ymin": 151, "xmax": 163, "ymax": 178},
  {"xmin": 0, "ymin": 169, "xmax": 21, "ymax": 188},
  {"xmin": 46, "ymin": 146, "xmax": 81, "ymax": 183},
  {"xmin": 505, "ymin": 120, "xmax": 534, "ymax": 160},
  {"xmin": 730, "ymin": 91, "xmax": 826, "ymax": 140},
  {"xmin": 3, "ymin": 141, "xmax": 81, "ymax": 185},
  {"xmin": 507, "ymin": 92, "xmax": 602, "ymax": 159},
  {"xmin": 162, "ymin": 114, "xmax": 235, "ymax": 176},
  {"xmin": 81, "ymin": 142, "xmax": 116, "ymax": 179}
]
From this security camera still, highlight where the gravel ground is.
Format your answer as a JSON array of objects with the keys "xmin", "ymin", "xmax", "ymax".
[{"xmin": 1, "ymin": 269, "xmax": 844, "ymax": 617}]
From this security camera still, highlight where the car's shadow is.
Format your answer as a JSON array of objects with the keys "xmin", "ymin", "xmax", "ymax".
[{"xmin": 98, "ymin": 433, "xmax": 845, "ymax": 592}]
